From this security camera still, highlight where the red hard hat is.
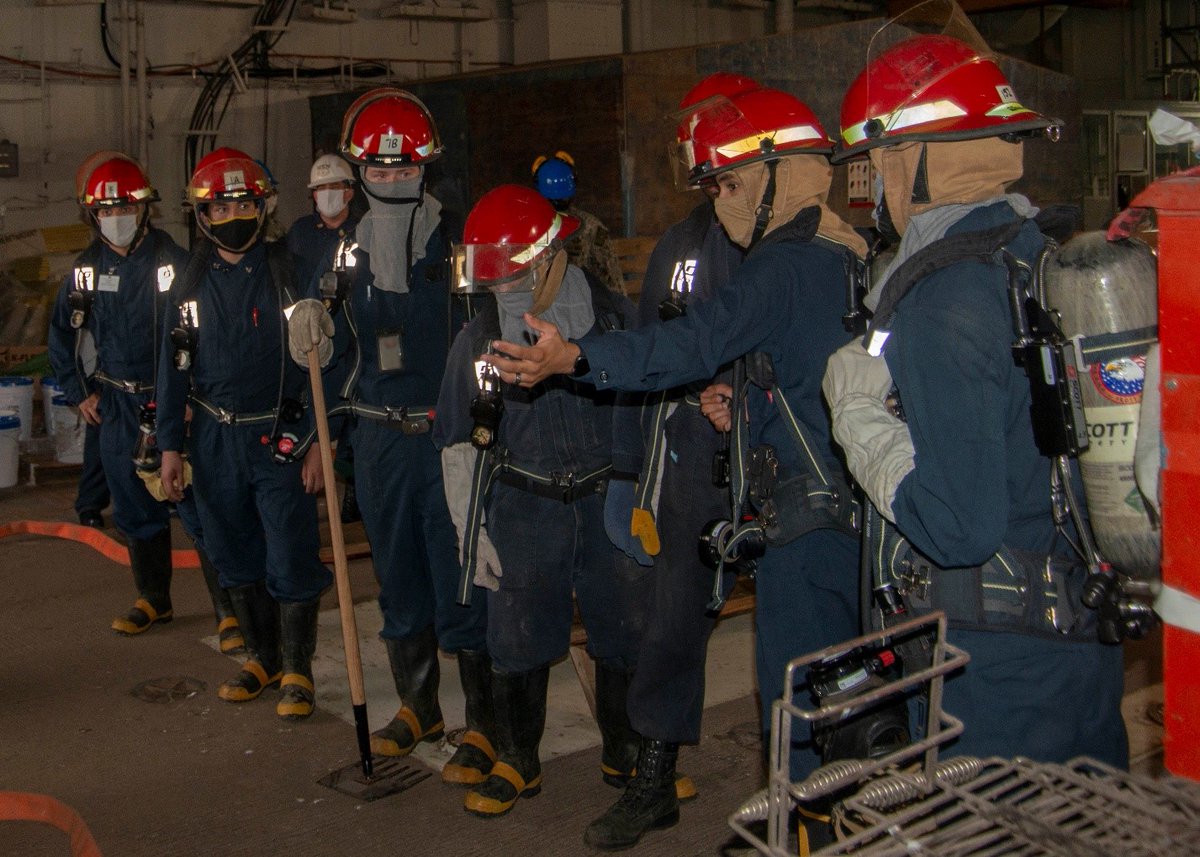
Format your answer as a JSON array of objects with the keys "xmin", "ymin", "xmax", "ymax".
[
  {"xmin": 675, "ymin": 72, "xmax": 762, "ymax": 146},
  {"xmin": 680, "ymin": 87, "xmax": 832, "ymax": 185},
  {"xmin": 834, "ymin": 34, "xmax": 1059, "ymax": 162},
  {"xmin": 458, "ymin": 185, "xmax": 579, "ymax": 287},
  {"xmin": 679, "ymin": 72, "xmax": 760, "ymax": 113},
  {"xmin": 78, "ymin": 152, "xmax": 158, "ymax": 208},
  {"xmin": 186, "ymin": 148, "xmax": 273, "ymax": 204},
  {"xmin": 339, "ymin": 88, "xmax": 442, "ymax": 167}
]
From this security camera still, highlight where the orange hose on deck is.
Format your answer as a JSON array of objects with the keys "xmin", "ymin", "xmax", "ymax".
[
  {"xmin": 0, "ymin": 791, "xmax": 103, "ymax": 857},
  {"xmin": 0, "ymin": 520, "xmax": 199, "ymax": 568},
  {"xmin": 0, "ymin": 519, "xmax": 370, "ymax": 569}
]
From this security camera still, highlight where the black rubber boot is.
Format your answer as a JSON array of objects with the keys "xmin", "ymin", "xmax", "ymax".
[
  {"xmin": 111, "ymin": 528, "xmax": 174, "ymax": 635},
  {"xmin": 339, "ymin": 479, "xmax": 361, "ymax": 524},
  {"xmin": 276, "ymin": 599, "xmax": 321, "ymax": 720},
  {"xmin": 584, "ymin": 739, "xmax": 681, "ymax": 851},
  {"xmin": 198, "ymin": 548, "xmax": 245, "ymax": 655},
  {"xmin": 218, "ymin": 581, "xmax": 282, "ymax": 703},
  {"xmin": 464, "ymin": 665, "xmax": 549, "ymax": 818},
  {"xmin": 595, "ymin": 665, "xmax": 698, "ymax": 802},
  {"xmin": 442, "ymin": 649, "xmax": 496, "ymax": 785},
  {"xmin": 370, "ymin": 625, "xmax": 445, "ymax": 756},
  {"xmin": 596, "ymin": 662, "xmax": 640, "ymax": 787}
]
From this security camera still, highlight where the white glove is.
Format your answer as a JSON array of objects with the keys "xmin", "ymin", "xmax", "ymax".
[
  {"xmin": 473, "ymin": 530, "xmax": 503, "ymax": 591},
  {"xmin": 823, "ymin": 340, "xmax": 915, "ymax": 522},
  {"xmin": 441, "ymin": 443, "xmax": 503, "ymax": 590},
  {"xmin": 286, "ymin": 299, "xmax": 334, "ymax": 367}
]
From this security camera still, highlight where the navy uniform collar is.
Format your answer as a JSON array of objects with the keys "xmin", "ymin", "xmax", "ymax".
[{"xmin": 209, "ymin": 241, "xmax": 267, "ymax": 273}]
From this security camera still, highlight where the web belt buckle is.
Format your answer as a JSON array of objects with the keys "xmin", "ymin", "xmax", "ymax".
[
  {"xmin": 216, "ymin": 407, "xmax": 237, "ymax": 425},
  {"xmin": 385, "ymin": 407, "xmax": 429, "ymax": 436},
  {"xmin": 898, "ymin": 557, "xmax": 931, "ymax": 601},
  {"xmin": 549, "ymin": 471, "xmax": 580, "ymax": 503}
]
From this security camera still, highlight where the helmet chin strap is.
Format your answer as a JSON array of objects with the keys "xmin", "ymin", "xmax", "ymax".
[
  {"xmin": 531, "ymin": 248, "xmax": 568, "ymax": 316},
  {"xmin": 748, "ymin": 159, "xmax": 779, "ymax": 250}
]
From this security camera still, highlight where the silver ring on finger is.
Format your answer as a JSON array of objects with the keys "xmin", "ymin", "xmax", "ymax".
[{"xmin": 514, "ymin": 372, "xmax": 522, "ymax": 386}]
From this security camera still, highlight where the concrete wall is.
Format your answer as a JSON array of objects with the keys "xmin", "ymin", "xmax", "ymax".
[
  {"xmin": 0, "ymin": 0, "xmax": 789, "ymax": 246},
  {"xmin": 622, "ymin": 19, "xmax": 1080, "ymax": 238},
  {"xmin": 0, "ymin": 1, "xmax": 1155, "ymax": 252}
]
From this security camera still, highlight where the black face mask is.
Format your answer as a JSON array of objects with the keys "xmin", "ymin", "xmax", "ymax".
[{"xmin": 208, "ymin": 215, "xmax": 261, "ymax": 252}]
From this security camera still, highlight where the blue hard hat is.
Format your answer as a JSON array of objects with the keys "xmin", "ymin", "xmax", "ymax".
[
  {"xmin": 533, "ymin": 154, "xmax": 576, "ymax": 202},
  {"xmin": 254, "ymin": 159, "xmax": 279, "ymax": 189}
]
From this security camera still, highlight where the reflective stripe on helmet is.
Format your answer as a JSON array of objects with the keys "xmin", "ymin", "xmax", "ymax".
[
  {"xmin": 508, "ymin": 213, "xmax": 562, "ymax": 267},
  {"xmin": 842, "ymin": 99, "xmax": 969, "ymax": 147},
  {"xmin": 715, "ymin": 123, "xmax": 827, "ymax": 159}
]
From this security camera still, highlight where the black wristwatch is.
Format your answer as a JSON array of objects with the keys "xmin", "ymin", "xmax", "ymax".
[{"xmin": 570, "ymin": 350, "xmax": 590, "ymax": 378}]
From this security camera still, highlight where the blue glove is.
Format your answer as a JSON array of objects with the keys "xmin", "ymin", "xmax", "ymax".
[{"xmin": 604, "ymin": 479, "xmax": 653, "ymax": 567}]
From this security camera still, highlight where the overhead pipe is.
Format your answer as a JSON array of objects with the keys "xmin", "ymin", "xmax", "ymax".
[
  {"xmin": 776, "ymin": 0, "xmax": 794, "ymax": 33},
  {"xmin": 119, "ymin": 0, "xmax": 131, "ymax": 152},
  {"xmin": 136, "ymin": 0, "xmax": 148, "ymax": 166},
  {"xmin": 625, "ymin": 0, "xmax": 644, "ymax": 53},
  {"xmin": 498, "ymin": 0, "xmax": 515, "ymax": 66}
]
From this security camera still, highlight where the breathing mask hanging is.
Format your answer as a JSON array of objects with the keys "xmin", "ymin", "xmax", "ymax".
[
  {"xmin": 172, "ymin": 300, "xmax": 199, "ymax": 372},
  {"xmin": 319, "ymin": 237, "xmax": 358, "ymax": 318},
  {"xmin": 69, "ymin": 266, "xmax": 96, "ymax": 330},
  {"xmin": 132, "ymin": 401, "xmax": 161, "ymax": 473},
  {"xmin": 470, "ymin": 358, "xmax": 504, "ymax": 450},
  {"xmin": 263, "ymin": 398, "xmax": 306, "ymax": 464}
]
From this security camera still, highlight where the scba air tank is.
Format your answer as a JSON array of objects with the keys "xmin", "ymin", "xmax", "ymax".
[{"xmin": 1045, "ymin": 231, "xmax": 1160, "ymax": 581}]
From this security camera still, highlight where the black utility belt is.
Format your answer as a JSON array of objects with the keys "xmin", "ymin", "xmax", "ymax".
[
  {"xmin": 349, "ymin": 402, "xmax": 433, "ymax": 435},
  {"xmin": 94, "ymin": 372, "xmax": 154, "ymax": 395},
  {"xmin": 889, "ymin": 539, "xmax": 1096, "ymax": 642},
  {"xmin": 190, "ymin": 397, "xmax": 278, "ymax": 426},
  {"xmin": 495, "ymin": 466, "xmax": 610, "ymax": 504}
]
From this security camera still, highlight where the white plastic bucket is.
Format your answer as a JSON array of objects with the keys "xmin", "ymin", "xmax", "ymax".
[
  {"xmin": 0, "ymin": 376, "xmax": 34, "ymax": 444},
  {"xmin": 0, "ymin": 413, "xmax": 19, "ymax": 488},
  {"xmin": 51, "ymin": 394, "xmax": 85, "ymax": 465},
  {"xmin": 40, "ymin": 378, "xmax": 63, "ymax": 435}
]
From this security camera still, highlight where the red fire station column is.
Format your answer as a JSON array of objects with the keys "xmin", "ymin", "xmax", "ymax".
[{"xmin": 1133, "ymin": 173, "xmax": 1200, "ymax": 781}]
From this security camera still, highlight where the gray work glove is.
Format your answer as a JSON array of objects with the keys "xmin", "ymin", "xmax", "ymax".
[
  {"xmin": 822, "ymin": 339, "xmax": 915, "ymax": 523},
  {"xmin": 286, "ymin": 298, "xmax": 334, "ymax": 368},
  {"xmin": 441, "ymin": 442, "xmax": 503, "ymax": 591}
]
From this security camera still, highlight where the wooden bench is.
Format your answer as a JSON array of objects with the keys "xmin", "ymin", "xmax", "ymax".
[{"xmin": 611, "ymin": 236, "xmax": 657, "ymax": 300}]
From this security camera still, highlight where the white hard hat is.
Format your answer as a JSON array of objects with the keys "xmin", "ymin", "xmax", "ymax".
[{"xmin": 308, "ymin": 154, "xmax": 355, "ymax": 189}]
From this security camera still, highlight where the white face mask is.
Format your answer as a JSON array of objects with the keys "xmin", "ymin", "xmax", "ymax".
[
  {"xmin": 99, "ymin": 213, "xmax": 139, "ymax": 248},
  {"xmin": 315, "ymin": 188, "xmax": 349, "ymax": 219}
]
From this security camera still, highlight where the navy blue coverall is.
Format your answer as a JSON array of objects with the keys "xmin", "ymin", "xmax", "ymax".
[
  {"xmin": 329, "ymin": 219, "xmax": 487, "ymax": 652},
  {"xmin": 881, "ymin": 202, "xmax": 1127, "ymax": 767},
  {"xmin": 433, "ymin": 278, "xmax": 648, "ymax": 674},
  {"xmin": 155, "ymin": 242, "xmax": 331, "ymax": 603},
  {"xmin": 286, "ymin": 212, "xmax": 358, "ymax": 289},
  {"xmin": 48, "ymin": 230, "xmax": 204, "ymax": 544},
  {"xmin": 574, "ymin": 207, "xmax": 860, "ymax": 780},
  {"xmin": 613, "ymin": 201, "xmax": 744, "ymax": 743}
]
